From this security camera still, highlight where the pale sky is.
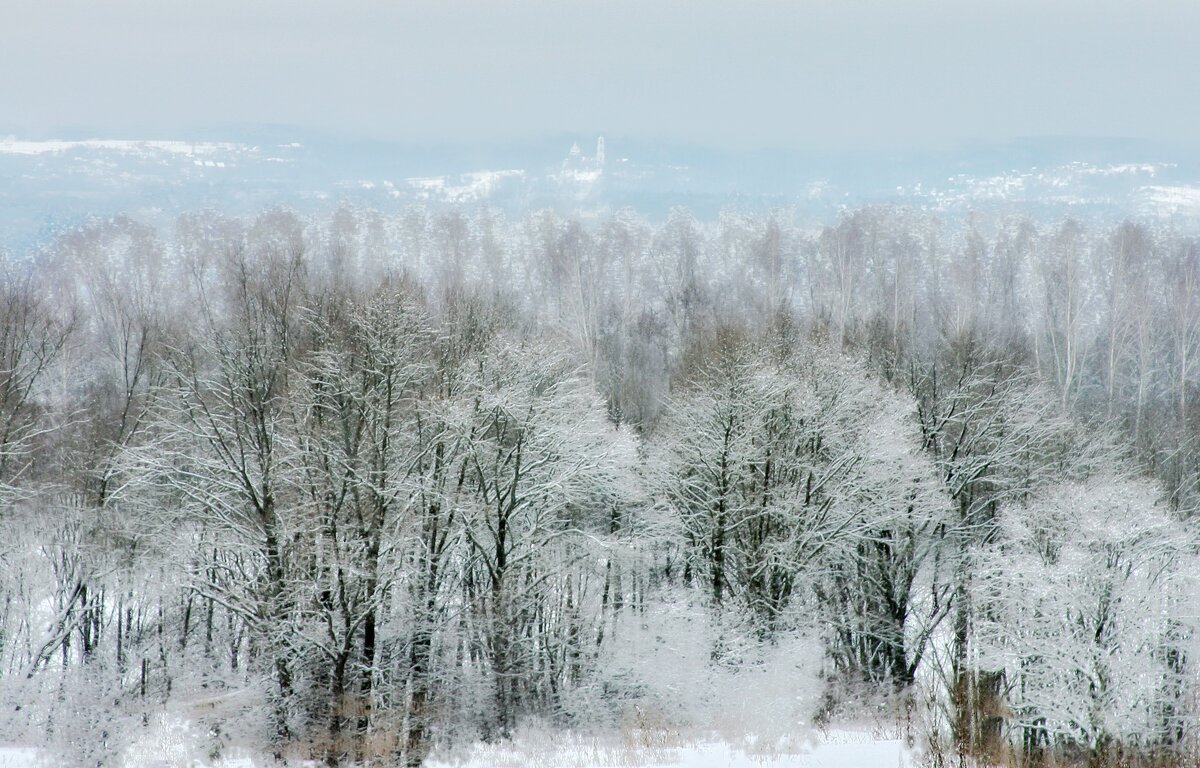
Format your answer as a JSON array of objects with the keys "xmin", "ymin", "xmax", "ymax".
[{"xmin": 3, "ymin": 0, "xmax": 1199, "ymax": 149}]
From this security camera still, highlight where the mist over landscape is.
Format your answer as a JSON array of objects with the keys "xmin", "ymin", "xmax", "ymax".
[{"xmin": 2, "ymin": 3, "xmax": 1200, "ymax": 768}]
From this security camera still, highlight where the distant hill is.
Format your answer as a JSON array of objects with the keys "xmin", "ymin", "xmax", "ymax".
[{"xmin": 3, "ymin": 129, "xmax": 1200, "ymax": 250}]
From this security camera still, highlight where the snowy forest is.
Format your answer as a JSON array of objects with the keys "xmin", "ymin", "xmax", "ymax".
[{"xmin": 1, "ymin": 204, "xmax": 1199, "ymax": 767}]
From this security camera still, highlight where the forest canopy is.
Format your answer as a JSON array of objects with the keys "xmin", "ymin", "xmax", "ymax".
[{"xmin": 0, "ymin": 204, "xmax": 1198, "ymax": 767}]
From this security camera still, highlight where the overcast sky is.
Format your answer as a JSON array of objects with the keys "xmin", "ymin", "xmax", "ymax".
[{"xmin": 3, "ymin": 0, "xmax": 1198, "ymax": 150}]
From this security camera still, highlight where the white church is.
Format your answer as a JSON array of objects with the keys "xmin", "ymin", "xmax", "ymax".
[{"xmin": 560, "ymin": 136, "xmax": 606, "ymax": 183}]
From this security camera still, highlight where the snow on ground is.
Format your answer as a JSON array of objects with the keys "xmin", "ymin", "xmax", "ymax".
[
  {"xmin": 0, "ymin": 744, "xmax": 261, "ymax": 768},
  {"xmin": 0, "ymin": 749, "xmax": 39, "ymax": 768},
  {"xmin": 427, "ymin": 729, "xmax": 915, "ymax": 768},
  {"xmin": 0, "ymin": 139, "xmax": 244, "ymax": 156},
  {"xmin": 1138, "ymin": 184, "xmax": 1200, "ymax": 215},
  {"xmin": 1, "ymin": 711, "xmax": 263, "ymax": 768},
  {"xmin": 2, "ymin": 726, "xmax": 914, "ymax": 767}
]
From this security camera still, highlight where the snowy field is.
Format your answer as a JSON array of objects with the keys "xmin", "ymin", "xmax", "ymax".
[
  {"xmin": 427, "ymin": 729, "xmax": 915, "ymax": 768},
  {"xmin": 0, "ymin": 726, "xmax": 914, "ymax": 767},
  {"xmin": 0, "ymin": 749, "xmax": 39, "ymax": 768}
]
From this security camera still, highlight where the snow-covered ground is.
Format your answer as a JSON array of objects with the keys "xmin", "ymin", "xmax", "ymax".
[
  {"xmin": 427, "ymin": 729, "xmax": 915, "ymax": 768},
  {"xmin": 0, "ymin": 745, "xmax": 259, "ymax": 768},
  {"xmin": 0, "ymin": 139, "xmax": 245, "ymax": 156},
  {"xmin": 0, "ymin": 727, "xmax": 914, "ymax": 767},
  {"xmin": 0, "ymin": 749, "xmax": 39, "ymax": 768}
]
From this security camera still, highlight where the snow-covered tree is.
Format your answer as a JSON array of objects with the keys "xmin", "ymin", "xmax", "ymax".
[
  {"xmin": 662, "ymin": 327, "xmax": 953, "ymax": 688},
  {"xmin": 974, "ymin": 471, "xmax": 1199, "ymax": 763}
]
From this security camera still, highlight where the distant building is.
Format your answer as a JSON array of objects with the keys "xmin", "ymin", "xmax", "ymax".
[{"xmin": 558, "ymin": 137, "xmax": 606, "ymax": 186}]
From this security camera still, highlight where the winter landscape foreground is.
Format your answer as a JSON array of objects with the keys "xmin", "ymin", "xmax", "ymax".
[{"xmin": 0, "ymin": 725, "xmax": 915, "ymax": 768}]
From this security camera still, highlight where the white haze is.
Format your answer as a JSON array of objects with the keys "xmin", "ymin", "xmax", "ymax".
[{"xmin": 3, "ymin": 0, "xmax": 1200, "ymax": 148}]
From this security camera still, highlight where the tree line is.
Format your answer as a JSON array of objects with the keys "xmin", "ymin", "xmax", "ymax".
[{"xmin": 0, "ymin": 204, "xmax": 1197, "ymax": 766}]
